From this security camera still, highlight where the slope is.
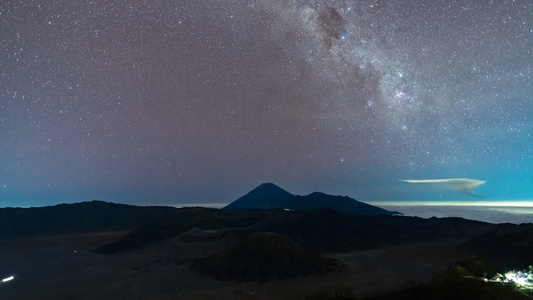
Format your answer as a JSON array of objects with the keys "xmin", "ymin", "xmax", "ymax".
[
  {"xmin": 191, "ymin": 232, "xmax": 340, "ymax": 282},
  {"xmin": 224, "ymin": 183, "xmax": 399, "ymax": 216},
  {"xmin": 0, "ymin": 200, "xmax": 177, "ymax": 239}
]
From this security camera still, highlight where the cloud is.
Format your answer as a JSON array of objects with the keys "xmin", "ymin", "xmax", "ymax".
[
  {"xmin": 401, "ymin": 178, "xmax": 486, "ymax": 198},
  {"xmin": 375, "ymin": 204, "xmax": 533, "ymax": 225}
]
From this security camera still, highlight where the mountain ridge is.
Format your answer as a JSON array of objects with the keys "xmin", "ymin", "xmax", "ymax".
[
  {"xmin": 224, "ymin": 183, "xmax": 399, "ymax": 216},
  {"xmin": 0, "ymin": 200, "xmax": 177, "ymax": 239}
]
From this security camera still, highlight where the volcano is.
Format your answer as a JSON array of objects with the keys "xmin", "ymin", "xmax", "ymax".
[{"xmin": 224, "ymin": 183, "xmax": 399, "ymax": 216}]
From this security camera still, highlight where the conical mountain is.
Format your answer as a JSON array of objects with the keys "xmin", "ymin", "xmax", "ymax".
[
  {"xmin": 223, "ymin": 183, "xmax": 294, "ymax": 209},
  {"xmin": 224, "ymin": 183, "xmax": 400, "ymax": 216}
]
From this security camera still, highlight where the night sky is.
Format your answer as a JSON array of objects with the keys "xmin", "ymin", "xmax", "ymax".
[{"xmin": 1, "ymin": 0, "xmax": 531, "ymax": 208}]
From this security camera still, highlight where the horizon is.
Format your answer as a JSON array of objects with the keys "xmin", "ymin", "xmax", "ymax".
[
  {"xmin": 2, "ymin": 183, "xmax": 532, "ymax": 224},
  {"xmin": 1, "ymin": 1, "xmax": 531, "ymax": 215}
]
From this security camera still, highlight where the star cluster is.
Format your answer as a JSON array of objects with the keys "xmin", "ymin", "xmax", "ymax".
[{"xmin": 1, "ymin": 0, "xmax": 531, "ymax": 206}]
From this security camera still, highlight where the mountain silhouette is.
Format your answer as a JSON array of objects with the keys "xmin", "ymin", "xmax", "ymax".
[
  {"xmin": 224, "ymin": 183, "xmax": 399, "ymax": 216},
  {"xmin": 97, "ymin": 206, "xmax": 495, "ymax": 255},
  {"xmin": 0, "ymin": 200, "xmax": 176, "ymax": 239},
  {"xmin": 224, "ymin": 183, "xmax": 295, "ymax": 209}
]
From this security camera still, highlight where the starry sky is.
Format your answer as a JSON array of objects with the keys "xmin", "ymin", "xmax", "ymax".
[{"xmin": 1, "ymin": 0, "xmax": 532, "ymax": 208}]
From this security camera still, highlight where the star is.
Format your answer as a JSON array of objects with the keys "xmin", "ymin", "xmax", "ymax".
[{"xmin": 0, "ymin": 0, "xmax": 530, "ymax": 210}]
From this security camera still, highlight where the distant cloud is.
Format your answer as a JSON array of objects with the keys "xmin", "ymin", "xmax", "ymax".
[
  {"xmin": 400, "ymin": 178, "xmax": 486, "ymax": 199},
  {"xmin": 373, "ymin": 204, "xmax": 533, "ymax": 225}
]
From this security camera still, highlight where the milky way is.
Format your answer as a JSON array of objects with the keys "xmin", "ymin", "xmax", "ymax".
[{"xmin": 1, "ymin": 0, "xmax": 531, "ymax": 206}]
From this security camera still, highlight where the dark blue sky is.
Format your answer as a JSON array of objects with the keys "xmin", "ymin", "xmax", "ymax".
[{"xmin": 1, "ymin": 0, "xmax": 531, "ymax": 207}]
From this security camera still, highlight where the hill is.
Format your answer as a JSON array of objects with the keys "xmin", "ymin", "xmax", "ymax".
[
  {"xmin": 95, "ymin": 207, "xmax": 267, "ymax": 254},
  {"xmin": 0, "ymin": 200, "xmax": 177, "ymax": 239},
  {"xmin": 97, "ymin": 207, "xmax": 496, "ymax": 254},
  {"xmin": 191, "ymin": 232, "xmax": 340, "ymax": 282},
  {"xmin": 462, "ymin": 223, "xmax": 533, "ymax": 269},
  {"xmin": 293, "ymin": 192, "xmax": 400, "ymax": 216},
  {"xmin": 224, "ymin": 183, "xmax": 399, "ymax": 216}
]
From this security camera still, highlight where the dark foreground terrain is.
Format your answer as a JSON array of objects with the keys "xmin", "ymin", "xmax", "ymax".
[
  {"xmin": 0, "ymin": 231, "xmax": 472, "ymax": 299},
  {"xmin": 0, "ymin": 199, "xmax": 531, "ymax": 299}
]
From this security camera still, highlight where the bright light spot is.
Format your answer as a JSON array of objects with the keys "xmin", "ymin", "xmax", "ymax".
[
  {"xmin": 504, "ymin": 271, "xmax": 530, "ymax": 286},
  {"xmin": 492, "ymin": 267, "xmax": 533, "ymax": 289},
  {"xmin": 2, "ymin": 276, "xmax": 14, "ymax": 282}
]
